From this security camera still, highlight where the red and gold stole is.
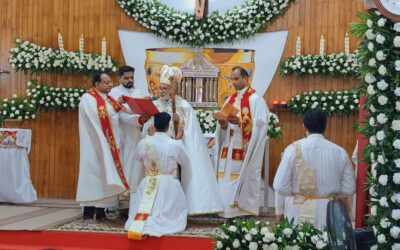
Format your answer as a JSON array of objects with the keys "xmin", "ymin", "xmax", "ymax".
[
  {"xmin": 228, "ymin": 87, "xmax": 255, "ymax": 154},
  {"xmin": 88, "ymin": 88, "xmax": 130, "ymax": 190}
]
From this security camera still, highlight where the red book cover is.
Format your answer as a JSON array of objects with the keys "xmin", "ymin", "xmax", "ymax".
[{"xmin": 122, "ymin": 96, "xmax": 159, "ymax": 116}]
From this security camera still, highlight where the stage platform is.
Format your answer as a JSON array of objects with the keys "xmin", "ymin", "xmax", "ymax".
[{"xmin": 0, "ymin": 199, "xmax": 275, "ymax": 249}]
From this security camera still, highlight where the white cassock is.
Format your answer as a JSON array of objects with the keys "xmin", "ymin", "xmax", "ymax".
[
  {"xmin": 76, "ymin": 91, "xmax": 141, "ymax": 207},
  {"xmin": 142, "ymin": 96, "xmax": 223, "ymax": 215},
  {"xmin": 213, "ymin": 87, "xmax": 269, "ymax": 218},
  {"xmin": 109, "ymin": 85, "xmax": 145, "ymax": 193},
  {"xmin": 125, "ymin": 132, "xmax": 189, "ymax": 237},
  {"xmin": 273, "ymin": 134, "xmax": 356, "ymax": 230}
]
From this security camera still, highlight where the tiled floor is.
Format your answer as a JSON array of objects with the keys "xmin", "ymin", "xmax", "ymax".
[{"xmin": 0, "ymin": 199, "xmax": 275, "ymax": 238}]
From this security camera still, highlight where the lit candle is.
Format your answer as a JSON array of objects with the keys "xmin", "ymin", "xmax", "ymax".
[
  {"xmin": 319, "ymin": 35, "xmax": 325, "ymax": 56},
  {"xmin": 273, "ymin": 100, "xmax": 280, "ymax": 110},
  {"xmin": 79, "ymin": 33, "xmax": 84, "ymax": 54},
  {"xmin": 58, "ymin": 32, "xmax": 64, "ymax": 53},
  {"xmin": 101, "ymin": 37, "xmax": 107, "ymax": 59},
  {"xmin": 344, "ymin": 33, "xmax": 350, "ymax": 55},
  {"xmin": 296, "ymin": 36, "xmax": 301, "ymax": 56}
]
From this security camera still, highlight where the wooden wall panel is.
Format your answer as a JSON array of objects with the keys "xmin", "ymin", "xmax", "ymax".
[{"xmin": 0, "ymin": 0, "xmax": 364, "ymax": 198}]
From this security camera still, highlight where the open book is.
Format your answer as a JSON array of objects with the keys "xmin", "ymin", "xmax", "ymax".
[
  {"xmin": 122, "ymin": 95, "xmax": 159, "ymax": 116},
  {"xmin": 213, "ymin": 103, "xmax": 239, "ymax": 121}
]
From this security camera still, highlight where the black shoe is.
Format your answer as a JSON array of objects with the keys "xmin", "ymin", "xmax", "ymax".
[
  {"xmin": 83, "ymin": 206, "xmax": 95, "ymax": 220},
  {"xmin": 95, "ymin": 207, "xmax": 106, "ymax": 220}
]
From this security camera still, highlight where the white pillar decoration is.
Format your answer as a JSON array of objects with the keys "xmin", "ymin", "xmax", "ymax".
[
  {"xmin": 295, "ymin": 36, "xmax": 301, "ymax": 56},
  {"xmin": 319, "ymin": 35, "xmax": 325, "ymax": 56},
  {"xmin": 344, "ymin": 33, "xmax": 350, "ymax": 55},
  {"xmin": 58, "ymin": 33, "xmax": 64, "ymax": 53},
  {"xmin": 79, "ymin": 33, "xmax": 84, "ymax": 54},
  {"xmin": 101, "ymin": 37, "xmax": 107, "ymax": 59}
]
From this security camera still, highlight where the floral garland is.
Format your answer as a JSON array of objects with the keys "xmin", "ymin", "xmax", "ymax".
[
  {"xmin": 0, "ymin": 81, "xmax": 86, "ymax": 122},
  {"xmin": 352, "ymin": 11, "xmax": 400, "ymax": 250},
  {"xmin": 280, "ymin": 52, "xmax": 360, "ymax": 77},
  {"xmin": 9, "ymin": 39, "xmax": 119, "ymax": 75},
  {"xmin": 288, "ymin": 89, "xmax": 360, "ymax": 116},
  {"xmin": 212, "ymin": 218, "xmax": 328, "ymax": 250},
  {"xmin": 196, "ymin": 109, "xmax": 282, "ymax": 139},
  {"xmin": 116, "ymin": 0, "xmax": 294, "ymax": 47}
]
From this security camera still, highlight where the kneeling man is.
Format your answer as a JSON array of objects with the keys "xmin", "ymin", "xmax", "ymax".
[{"xmin": 125, "ymin": 112, "xmax": 189, "ymax": 239}]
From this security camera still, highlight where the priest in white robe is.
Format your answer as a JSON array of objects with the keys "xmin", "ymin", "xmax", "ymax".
[
  {"xmin": 109, "ymin": 66, "xmax": 148, "ymax": 212},
  {"xmin": 126, "ymin": 112, "xmax": 189, "ymax": 239},
  {"xmin": 142, "ymin": 65, "xmax": 223, "ymax": 215},
  {"xmin": 213, "ymin": 66, "xmax": 269, "ymax": 218},
  {"xmin": 273, "ymin": 110, "xmax": 356, "ymax": 230},
  {"xmin": 76, "ymin": 71, "xmax": 148, "ymax": 221}
]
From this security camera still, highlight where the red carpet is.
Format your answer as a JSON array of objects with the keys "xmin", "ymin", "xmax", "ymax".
[{"xmin": 0, "ymin": 230, "xmax": 215, "ymax": 250}]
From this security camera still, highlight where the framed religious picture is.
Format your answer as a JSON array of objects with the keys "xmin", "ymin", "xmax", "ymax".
[{"xmin": 375, "ymin": 0, "xmax": 400, "ymax": 21}]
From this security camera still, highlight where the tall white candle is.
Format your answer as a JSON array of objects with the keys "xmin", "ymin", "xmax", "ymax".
[
  {"xmin": 101, "ymin": 37, "xmax": 107, "ymax": 59},
  {"xmin": 319, "ymin": 35, "xmax": 325, "ymax": 56},
  {"xmin": 79, "ymin": 33, "xmax": 84, "ymax": 54},
  {"xmin": 344, "ymin": 33, "xmax": 350, "ymax": 55},
  {"xmin": 296, "ymin": 36, "xmax": 301, "ymax": 56},
  {"xmin": 58, "ymin": 33, "xmax": 64, "ymax": 53}
]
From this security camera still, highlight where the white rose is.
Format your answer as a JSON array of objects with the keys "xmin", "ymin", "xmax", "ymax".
[
  {"xmin": 371, "ymin": 205, "xmax": 377, "ymax": 216},
  {"xmin": 394, "ymin": 140, "xmax": 400, "ymax": 150},
  {"xmin": 228, "ymin": 225, "xmax": 237, "ymax": 232},
  {"xmin": 368, "ymin": 42, "xmax": 374, "ymax": 51},
  {"xmin": 397, "ymin": 101, "xmax": 400, "ymax": 111},
  {"xmin": 379, "ymin": 175, "xmax": 388, "ymax": 186},
  {"xmin": 250, "ymin": 228, "xmax": 258, "ymax": 235},
  {"xmin": 377, "ymin": 113, "xmax": 388, "ymax": 124},
  {"xmin": 367, "ymin": 85, "xmax": 376, "ymax": 95},
  {"xmin": 367, "ymin": 19, "xmax": 373, "ymax": 28},
  {"xmin": 394, "ymin": 173, "xmax": 400, "ymax": 184},
  {"xmin": 393, "ymin": 194, "xmax": 400, "ymax": 203},
  {"xmin": 378, "ymin": 65, "xmax": 387, "ymax": 75},
  {"xmin": 248, "ymin": 242, "xmax": 258, "ymax": 250},
  {"xmin": 260, "ymin": 227, "xmax": 269, "ymax": 235},
  {"xmin": 377, "ymin": 234, "xmax": 386, "ymax": 244},
  {"xmin": 395, "ymin": 159, "xmax": 400, "ymax": 168},
  {"xmin": 392, "ymin": 120, "xmax": 400, "ymax": 131},
  {"xmin": 216, "ymin": 241, "xmax": 223, "ymax": 249},
  {"xmin": 369, "ymin": 117, "xmax": 376, "ymax": 126},
  {"xmin": 378, "ymin": 155, "xmax": 386, "ymax": 164},
  {"xmin": 368, "ymin": 58, "xmax": 377, "ymax": 67},
  {"xmin": 378, "ymin": 95, "xmax": 388, "ymax": 105},
  {"xmin": 376, "ymin": 34, "xmax": 386, "ymax": 44},
  {"xmin": 268, "ymin": 243, "xmax": 278, "ymax": 250},
  {"xmin": 365, "ymin": 73, "xmax": 376, "ymax": 83},
  {"xmin": 370, "ymin": 136, "xmax": 377, "ymax": 146},
  {"xmin": 376, "ymin": 130, "xmax": 385, "ymax": 141},
  {"xmin": 377, "ymin": 18, "xmax": 386, "ymax": 27},
  {"xmin": 366, "ymin": 29, "xmax": 376, "ymax": 40},
  {"xmin": 376, "ymin": 51, "xmax": 386, "ymax": 61},
  {"xmin": 393, "ymin": 209, "xmax": 400, "ymax": 220},
  {"xmin": 245, "ymin": 234, "xmax": 252, "ymax": 241},
  {"xmin": 377, "ymin": 80, "xmax": 388, "ymax": 90},
  {"xmin": 394, "ymin": 36, "xmax": 400, "ymax": 47},
  {"xmin": 379, "ymin": 197, "xmax": 389, "ymax": 207},
  {"xmin": 396, "ymin": 60, "xmax": 400, "ymax": 71},
  {"xmin": 394, "ymin": 23, "xmax": 400, "ymax": 32},
  {"xmin": 232, "ymin": 239, "xmax": 240, "ymax": 249},
  {"xmin": 391, "ymin": 227, "xmax": 400, "ymax": 239},
  {"xmin": 282, "ymin": 228, "xmax": 292, "ymax": 237}
]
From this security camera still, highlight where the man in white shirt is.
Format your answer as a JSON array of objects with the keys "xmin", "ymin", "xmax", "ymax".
[
  {"xmin": 213, "ymin": 66, "xmax": 269, "ymax": 218},
  {"xmin": 76, "ymin": 71, "xmax": 148, "ymax": 222},
  {"xmin": 109, "ymin": 66, "xmax": 150, "ymax": 217},
  {"xmin": 126, "ymin": 112, "xmax": 189, "ymax": 239},
  {"xmin": 273, "ymin": 110, "xmax": 356, "ymax": 229}
]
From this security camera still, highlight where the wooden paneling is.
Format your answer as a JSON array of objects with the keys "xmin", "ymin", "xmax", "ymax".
[{"xmin": 0, "ymin": 0, "xmax": 364, "ymax": 198}]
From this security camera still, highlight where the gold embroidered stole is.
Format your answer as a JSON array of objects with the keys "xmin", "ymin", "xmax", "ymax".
[{"xmin": 88, "ymin": 88, "xmax": 130, "ymax": 190}]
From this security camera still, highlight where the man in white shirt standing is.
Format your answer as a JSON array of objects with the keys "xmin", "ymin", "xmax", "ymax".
[
  {"xmin": 77, "ymin": 71, "xmax": 148, "ymax": 222},
  {"xmin": 273, "ymin": 110, "xmax": 356, "ymax": 229},
  {"xmin": 109, "ymin": 66, "xmax": 150, "ymax": 218}
]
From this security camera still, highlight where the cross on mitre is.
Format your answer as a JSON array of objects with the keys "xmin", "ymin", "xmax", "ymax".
[{"xmin": 195, "ymin": 0, "xmax": 208, "ymax": 19}]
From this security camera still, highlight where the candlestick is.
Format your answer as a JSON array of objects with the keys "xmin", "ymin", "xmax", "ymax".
[
  {"xmin": 296, "ymin": 36, "xmax": 301, "ymax": 56},
  {"xmin": 101, "ymin": 37, "xmax": 107, "ymax": 59},
  {"xmin": 344, "ymin": 33, "xmax": 350, "ymax": 55},
  {"xmin": 319, "ymin": 35, "xmax": 325, "ymax": 56},
  {"xmin": 273, "ymin": 100, "xmax": 280, "ymax": 110},
  {"xmin": 79, "ymin": 33, "xmax": 84, "ymax": 54},
  {"xmin": 58, "ymin": 32, "xmax": 64, "ymax": 53}
]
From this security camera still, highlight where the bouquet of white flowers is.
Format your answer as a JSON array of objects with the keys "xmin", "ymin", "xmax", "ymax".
[
  {"xmin": 268, "ymin": 113, "xmax": 282, "ymax": 139},
  {"xmin": 196, "ymin": 109, "xmax": 217, "ymax": 134}
]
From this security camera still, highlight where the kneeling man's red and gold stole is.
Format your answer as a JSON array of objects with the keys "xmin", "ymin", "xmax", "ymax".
[{"xmin": 88, "ymin": 88, "xmax": 130, "ymax": 190}]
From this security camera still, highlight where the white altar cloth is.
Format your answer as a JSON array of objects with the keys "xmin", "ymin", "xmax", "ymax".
[{"xmin": 0, "ymin": 128, "xmax": 37, "ymax": 203}]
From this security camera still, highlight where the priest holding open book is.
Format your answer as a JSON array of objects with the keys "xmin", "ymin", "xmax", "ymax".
[{"xmin": 213, "ymin": 66, "xmax": 270, "ymax": 218}]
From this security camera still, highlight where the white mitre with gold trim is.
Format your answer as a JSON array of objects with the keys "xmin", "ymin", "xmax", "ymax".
[{"xmin": 160, "ymin": 65, "xmax": 183, "ymax": 85}]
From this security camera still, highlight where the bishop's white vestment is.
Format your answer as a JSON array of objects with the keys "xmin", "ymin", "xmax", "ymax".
[
  {"xmin": 125, "ymin": 132, "xmax": 189, "ymax": 238},
  {"xmin": 76, "ymin": 89, "xmax": 141, "ymax": 208},
  {"xmin": 109, "ymin": 85, "xmax": 145, "ymax": 193},
  {"xmin": 142, "ymin": 96, "xmax": 223, "ymax": 215},
  {"xmin": 273, "ymin": 134, "xmax": 356, "ymax": 229},
  {"xmin": 213, "ymin": 87, "xmax": 269, "ymax": 218}
]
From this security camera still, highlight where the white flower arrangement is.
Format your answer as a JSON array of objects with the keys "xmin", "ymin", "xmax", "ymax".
[
  {"xmin": 116, "ymin": 0, "xmax": 294, "ymax": 47},
  {"xmin": 0, "ymin": 80, "xmax": 86, "ymax": 123},
  {"xmin": 280, "ymin": 52, "xmax": 359, "ymax": 77},
  {"xmin": 352, "ymin": 12, "xmax": 400, "ymax": 250},
  {"xmin": 288, "ymin": 89, "xmax": 359, "ymax": 116},
  {"xmin": 212, "ymin": 218, "xmax": 328, "ymax": 250},
  {"xmin": 9, "ymin": 39, "xmax": 118, "ymax": 75},
  {"xmin": 195, "ymin": 109, "xmax": 282, "ymax": 139}
]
